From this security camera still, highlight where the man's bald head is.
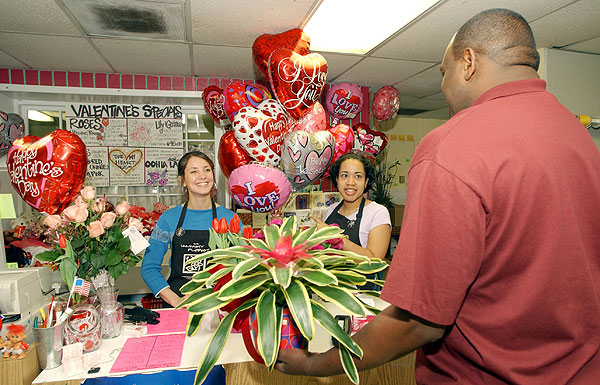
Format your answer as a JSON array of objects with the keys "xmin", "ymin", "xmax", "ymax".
[{"xmin": 452, "ymin": 8, "xmax": 539, "ymax": 71}]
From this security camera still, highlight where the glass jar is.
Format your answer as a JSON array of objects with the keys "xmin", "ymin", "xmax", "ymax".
[
  {"xmin": 64, "ymin": 304, "xmax": 101, "ymax": 352},
  {"xmin": 96, "ymin": 287, "xmax": 124, "ymax": 339}
]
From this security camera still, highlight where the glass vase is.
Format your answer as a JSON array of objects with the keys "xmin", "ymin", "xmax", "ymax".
[
  {"xmin": 96, "ymin": 287, "xmax": 124, "ymax": 339},
  {"xmin": 64, "ymin": 303, "xmax": 101, "ymax": 352}
]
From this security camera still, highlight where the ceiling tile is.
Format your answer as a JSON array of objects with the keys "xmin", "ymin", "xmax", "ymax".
[
  {"xmin": 425, "ymin": 91, "xmax": 445, "ymax": 100},
  {"xmin": 316, "ymin": 52, "xmax": 364, "ymax": 83},
  {"xmin": 0, "ymin": 50, "xmax": 28, "ymax": 69},
  {"xmin": 0, "ymin": 33, "xmax": 112, "ymax": 72},
  {"xmin": 0, "ymin": 0, "xmax": 82, "ymax": 35},
  {"xmin": 371, "ymin": 0, "xmax": 578, "ymax": 61},
  {"xmin": 193, "ymin": 45, "xmax": 259, "ymax": 79},
  {"xmin": 394, "ymin": 65, "xmax": 442, "ymax": 98},
  {"xmin": 190, "ymin": 0, "xmax": 315, "ymax": 46},
  {"xmin": 334, "ymin": 57, "xmax": 434, "ymax": 91},
  {"xmin": 412, "ymin": 107, "xmax": 450, "ymax": 119},
  {"xmin": 93, "ymin": 38, "xmax": 191, "ymax": 75},
  {"xmin": 563, "ymin": 36, "xmax": 600, "ymax": 55},
  {"xmin": 402, "ymin": 98, "xmax": 448, "ymax": 110}
]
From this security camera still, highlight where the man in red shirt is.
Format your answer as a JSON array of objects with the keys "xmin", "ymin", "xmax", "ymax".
[{"xmin": 276, "ymin": 8, "xmax": 600, "ymax": 384}]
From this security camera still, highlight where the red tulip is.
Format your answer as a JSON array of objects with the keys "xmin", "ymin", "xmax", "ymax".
[
  {"xmin": 242, "ymin": 227, "xmax": 253, "ymax": 239},
  {"xmin": 59, "ymin": 235, "xmax": 67, "ymax": 249},
  {"xmin": 212, "ymin": 218, "xmax": 221, "ymax": 233},
  {"xmin": 229, "ymin": 214, "xmax": 241, "ymax": 234},
  {"xmin": 219, "ymin": 218, "xmax": 228, "ymax": 234}
]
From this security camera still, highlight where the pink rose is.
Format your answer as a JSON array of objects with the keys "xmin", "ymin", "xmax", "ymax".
[
  {"xmin": 87, "ymin": 221, "xmax": 105, "ymax": 238},
  {"xmin": 74, "ymin": 195, "xmax": 88, "ymax": 208},
  {"xmin": 43, "ymin": 214, "xmax": 62, "ymax": 230},
  {"xmin": 115, "ymin": 201, "xmax": 130, "ymax": 216},
  {"xmin": 80, "ymin": 186, "xmax": 95, "ymax": 201},
  {"xmin": 100, "ymin": 212, "xmax": 117, "ymax": 228},
  {"xmin": 128, "ymin": 217, "xmax": 144, "ymax": 233},
  {"xmin": 91, "ymin": 198, "xmax": 106, "ymax": 213},
  {"xmin": 63, "ymin": 205, "xmax": 89, "ymax": 223}
]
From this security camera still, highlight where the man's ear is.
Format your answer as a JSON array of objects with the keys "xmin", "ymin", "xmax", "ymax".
[{"xmin": 462, "ymin": 47, "xmax": 477, "ymax": 81}]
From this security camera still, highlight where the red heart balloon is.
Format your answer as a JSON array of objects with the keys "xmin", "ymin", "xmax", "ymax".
[
  {"xmin": 223, "ymin": 81, "xmax": 272, "ymax": 122},
  {"xmin": 289, "ymin": 102, "xmax": 327, "ymax": 133},
  {"xmin": 202, "ymin": 86, "xmax": 230, "ymax": 126},
  {"xmin": 353, "ymin": 123, "xmax": 388, "ymax": 156},
  {"xmin": 268, "ymin": 48, "xmax": 328, "ymax": 120},
  {"xmin": 218, "ymin": 130, "xmax": 252, "ymax": 178},
  {"xmin": 6, "ymin": 129, "xmax": 87, "ymax": 215},
  {"xmin": 324, "ymin": 124, "xmax": 354, "ymax": 177},
  {"xmin": 252, "ymin": 28, "xmax": 311, "ymax": 80}
]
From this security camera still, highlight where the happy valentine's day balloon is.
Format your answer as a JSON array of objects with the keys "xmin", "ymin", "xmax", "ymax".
[
  {"xmin": 218, "ymin": 130, "xmax": 252, "ymax": 178},
  {"xmin": 223, "ymin": 81, "xmax": 272, "ymax": 122},
  {"xmin": 228, "ymin": 163, "xmax": 292, "ymax": 213},
  {"xmin": 324, "ymin": 83, "xmax": 364, "ymax": 121},
  {"xmin": 202, "ymin": 86, "xmax": 230, "ymax": 126},
  {"xmin": 372, "ymin": 86, "xmax": 401, "ymax": 123},
  {"xmin": 281, "ymin": 129, "xmax": 334, "ymax": 190},
  {"xmin": 252, "ymin": 28, "xmax": 311, "ymax": 80},
  {"xmin": 289, "ymin": 102, "xmax": 327, "ymax": 133},
  {"xmin": 0, "ymin": 111, "xmax": 25, "ymax": 157},
  {"xmin": 232, "ymin": 99, "xmax": 291, "ymax": 166},
  {"xmin": 268, "ymin": 48, "xmax": 328, "ymax": 120},
  {"xmin": 353, "ymin": 123, "xmax": 388, "ymax": 157},
  {"xmin": 6, "ymin": 129, "xmax": 87, "ymax": 215}
]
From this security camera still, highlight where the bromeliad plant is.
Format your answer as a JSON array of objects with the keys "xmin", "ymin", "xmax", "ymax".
[{"xmin": 178, "ymin": 215, "xmax": 388, "ymax": 385}]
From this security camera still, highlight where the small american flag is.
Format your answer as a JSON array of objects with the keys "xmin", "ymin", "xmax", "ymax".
[{"xmin": 72, "ymin": 277, "xmax": 92, "ymax": 297}]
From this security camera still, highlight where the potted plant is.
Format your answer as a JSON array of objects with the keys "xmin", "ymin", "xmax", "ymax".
[
  {"xmin": 178, "ymin": 215, "xmax": 388, "ymax": 385},
  {"xmin": 369, "ymin": 150, "xmax": 401, "ymax": 209}
]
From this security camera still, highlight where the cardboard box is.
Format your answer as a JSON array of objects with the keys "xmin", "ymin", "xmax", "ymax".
[{"xmin": 392, "ymin": 205, "xmax": 405, "ymax": 227}]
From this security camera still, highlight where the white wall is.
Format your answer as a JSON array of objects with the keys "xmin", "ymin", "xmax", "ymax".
[{"xmin": 0, "ymin": 93, "xmax": 18, "ymax": 231}]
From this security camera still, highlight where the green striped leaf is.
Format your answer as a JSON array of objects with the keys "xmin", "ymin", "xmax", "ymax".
[
  {"xmin": 246, "ymin": 238, "xmax": 270, "ymax": 250},
  {"xmin": 269, "ymin": 306, "xmax": 284, "ymax": 371},
  {"xmin": 279, "ymin": 216, "xmax": 296, "ymax": 237},
  {"xmin": 312, "ymin": 249, "xmax": 372, "ymax": 263},
  {"xmin": 178, "ymin": 288, "xmax": 213, "ymax": 307},
  {"xmin": 217, "ymin": 272, "xmax": 270, "ymax": 300},
  {"xmin": 282, "ymin": 280, "xmax": 314, "ymax": 340},
  {"xmin": 205, "ymin": 266, "xmax": 234, "ymax": 287},
  {"xmin": 317, "ymin": 255, "xmax": 352, "ymax": 266},
  {"xmin": 311, "ymin": 300, "xmax": 363, "ymax": 358},
  {"xmin": 292, "ymin": 225, "xmax": 317, "ymax": 247},
  {"xmin": 310, "ymin": 285, "xmax": 367, "ymax": 316},
  {"xmin": 186, "ymin": 291, "xmax": 231, "ymax": 314},
  {"xmin": 301, "ymin": 227, "xmax": 345, "ymax": 248},
  {"xmin": 271, "ymin": 265, "xmax": 293, "ymax": 289},
  {"xmin": 297, "ymin": 257, "xmax": 324, "ymax": 269},
  {"xmin": 264, "ymin": 225, "xmax": 280, "ymax": 249},
  {"xmin": 232, "ymin": 258, "xmax": 265, "ymax": 281},
  {"xmin": 191, "ymin": 270, "xmax": 212, "ymax": 282},
  {"xmin": 256, "ymin": 291, "xmax": 278, "ymax": 367},
  {"xmin": 329, "ymin": 269, "xmax": 367, "ymax": 286},
  {"xmin": 351, "ymin": 260, "xmax": 388, "ymax": 274},
  {"xmin": 299, "ymin": 269, "xmax": 338, "ymax": 286},
  {"xmin": 180, "ymin": 279, "xmax": 208, "ymax": 294},
  {"xmin": 339, "ymin": 344, "xmax": 360, "ymax": 384},
  {"xmin": 186, "ymin": 314, "xmax": 204, "ymax": 337},
  {"xmin": 193, "ymin": 299, "xmax": 258, "ymax": 385},
  {"xmin": 186, "ymin": 248, "xmax": 252, "ymax": 264}
]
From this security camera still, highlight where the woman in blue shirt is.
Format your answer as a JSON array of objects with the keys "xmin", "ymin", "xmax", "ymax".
[{"xmin": 141, "ymin": 151, "xmax": 236, "ymax": 308}]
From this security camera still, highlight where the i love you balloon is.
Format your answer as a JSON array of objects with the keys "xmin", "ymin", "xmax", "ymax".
[
  {"xmin": 289, "ymin": 102, "xmax": 327, "ymax": 133},
  {"xmin": 228, "ymin": 163, "xmax": 291, "ymax": 213},
  {"xmin": 281, "ymin": 129, "xmax": 334, "ymax": 190},
  {"xmin": 353, "ymin": 123, "xmax": 388, "ymax": 157},
  {"xmin": 325, "ymin": 83, "xmax": 363, "ymax": 121},
  {"xmin": 0, "ymin": 111, "xmax": 25, "ymax": 157},
  {"xmin": 372, "ymin": 86, "xmax": 401, "ymax": 123},
  {"xmin": 232, "ymin": 99, "xmax": 291, "ymax": 166},
  {"xmin": 6, "ymin": 129, "xmax": 87, "ymax": 215},
  {"xmin": 202, "ymin": 86, "xmax": 230, "ymax": 126},
  {"xmin": 223, "ymin": 81, "xmax": 272, "ymax": 122},
  {"xmin": 252, "ymin": 28, "xmax": 310, "ymax": 80},
  {"xmin": 218, "ymin": 130, "xmax": 252, "ymax": 178},
  {"xmin": 268, "ymin": 48, "xmax": 328, "ymax": 120}
]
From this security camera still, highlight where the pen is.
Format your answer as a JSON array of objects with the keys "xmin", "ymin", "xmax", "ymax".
[
  {"xmin": 39, "ymin": 307, "xmax": 46, "ymax": 328},
  {"xmin": 47, "ymin": 298, "xmax": 56, "ymax": 327}
]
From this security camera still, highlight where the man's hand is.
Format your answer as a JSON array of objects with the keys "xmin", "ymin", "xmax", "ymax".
[{"xmin": 275, "ymin": 348, "xmax": 322, "ymax": 376}]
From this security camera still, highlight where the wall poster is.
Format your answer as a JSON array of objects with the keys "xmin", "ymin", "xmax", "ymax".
[{"xmin": 66, "ymin": 103, "xmax": 184, "ymax": 187}]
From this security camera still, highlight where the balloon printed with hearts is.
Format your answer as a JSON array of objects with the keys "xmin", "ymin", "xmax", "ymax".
[
  {"xmin": 232, "ymin": 99, "xmax": 292, "ymax": 167},
  {"xmin": 328, "ymin": 123, "xmax": 355, "ymax": 166},
  {"xmin": 289, "ymin": 102, "xmax": 327, "ymax": 133},
  {"xmin": 372, "ymin": 85, "xmax": 401, "ymax": 123},
  {"xmin": 281, "ymin": 129, "xmax": 334, "ymax": 190},
  {"xmin": 252, "ymin": 28, "xmax": 311, "ymax": 80},
  {"xmin": 0, "ymin": 111, "xmax": 25, "ymax": 157},
  {"xmin": 324, "ymin": 83, "xmax": 364, "ymax": 121},
  {"xmin": 218, "ymin": 130, "xmax": 252, "ymax": 178},
  {"xmin": 268, "ymin": 48, "xmax": 328, "ymax": 120},
  {"xmin": 228, "ymin": 163, "xmax": 292, "ymax": 213},
  {"xmin": 353, "ymin": 123, "xmax": 388, "ymax": 156},
  {"xmin": 6, "ymin": 129, "xmax": 87, "ymax": 215},
  {"xmin": 202, "ymin": 86, "xmax": 230, "ymax": 126},
  {"xmin": 223, "ymin": 81, "xmax": 272, "ymax": 122}
]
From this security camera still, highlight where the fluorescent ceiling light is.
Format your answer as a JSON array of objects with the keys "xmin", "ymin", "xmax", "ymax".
[
  {"xmin": 28, "ymin": 110, "xmax": 54, "ymax": 122},
  {"xmin": 304, "ymin": 0, "xmax": 440, "ymax": 54}
]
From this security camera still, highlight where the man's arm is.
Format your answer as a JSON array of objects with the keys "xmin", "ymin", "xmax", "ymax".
[{"xmin": 275, "ymin": 305, "xmax": 445, "ymax": 376}]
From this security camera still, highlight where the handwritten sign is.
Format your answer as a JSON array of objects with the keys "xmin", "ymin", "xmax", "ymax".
[
  {"xmin": 144, "ymin": 148, "xmax": 183, "ymax": 187},
  {"xmin": 128, "ymin": 119, "xmax": 183, "ymax": 148},
  {"xmin": 85, "ymin": 147, "xmax": 109, "ymax": 186}
]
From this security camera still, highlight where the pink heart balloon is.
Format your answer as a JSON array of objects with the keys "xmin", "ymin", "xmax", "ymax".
[
  {"xmin": 324, "ymin": 124, "xmax": 354, "ymax": 177},
  {"xmin": 353, "ymin": 123, "xmax": 388, "ymax": 156},
  {"xmin": 290, "ymin": 102, "xmax": 327, "ymax": 133},
  {"xmin": 232, "ymin": 99, "xmax": 291, "ymax": 166}
]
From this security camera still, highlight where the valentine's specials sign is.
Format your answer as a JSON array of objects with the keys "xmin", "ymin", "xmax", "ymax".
[{"xmin": 66, "ymin": 103, "xmax": 184, "ymax": 187}]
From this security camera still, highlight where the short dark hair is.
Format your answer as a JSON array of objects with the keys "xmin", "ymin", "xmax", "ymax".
[
  {"xmin": 453, "ymin": 8, "xmax": 539, "ymax": 71},
  {"xmin": 328, "ymin": 153, "xmax": 375, "ymax": 191},
  {"xmin": 177, "ymin": 151, "xmax": 216, "ymax": 200}
]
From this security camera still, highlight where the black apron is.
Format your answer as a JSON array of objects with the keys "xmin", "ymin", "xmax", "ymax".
[
  {"xmin": 325, "ymin": 197, "xmax": 380, "ymax": 291},
  {"xmin": 167, "ymin": 200, "xmax": 217, "ymax": 296}
]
